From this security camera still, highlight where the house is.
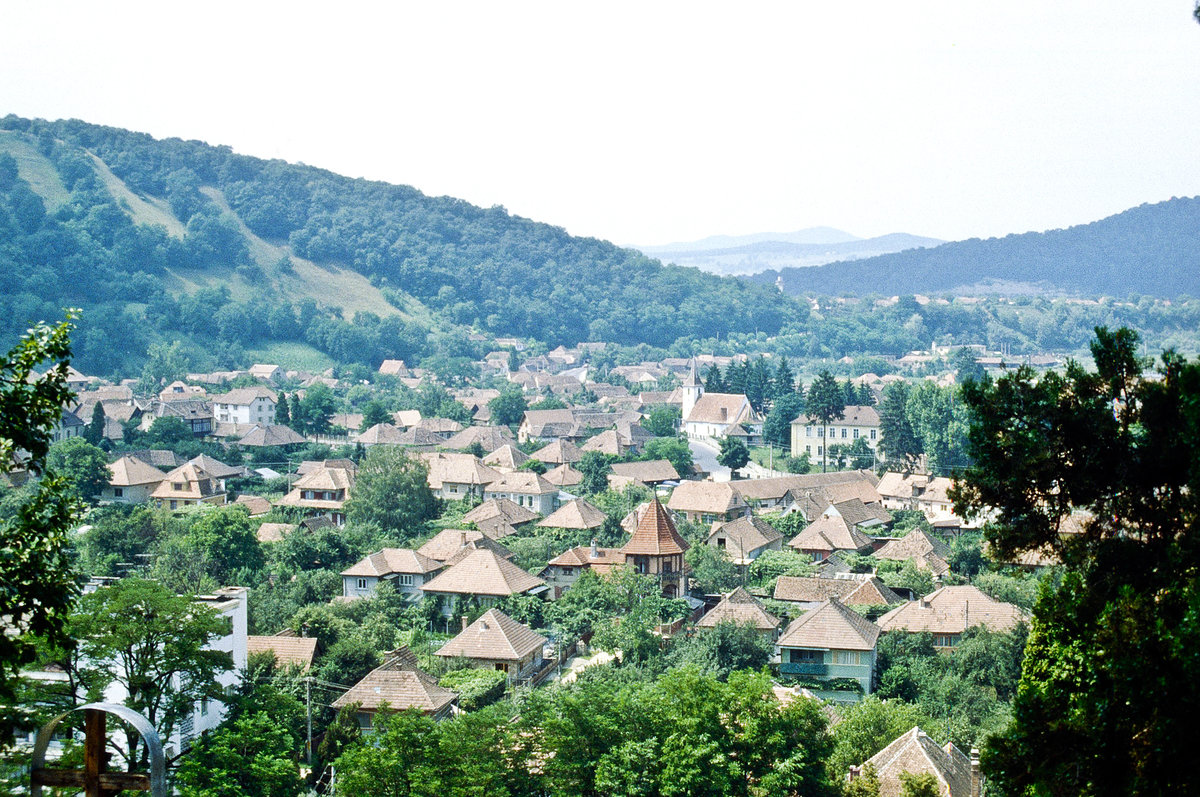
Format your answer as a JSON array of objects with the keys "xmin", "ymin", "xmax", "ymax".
[
  {"xmin": 233, "ymin": 494, "xmax": 272, "ymax": 517},
  {"xmin": 531, "ymin": 439, "xmax": 583, "ymax": 466},
  {"xmin": 849, "ymin": 727, "xmax": 980, "ymax": 797},
  {"xmin": 619, "ymin": 497, "xmax": 690, "ymax": 599},
  {"xmin": 443, "ymin": 425, "xmax": 516, "ymax": 452},
  {"xmin": 679, "ymin": 360, "xmax": 763, "ymax": 441},
  {"xmin": 275, "ymin": 461, "xmax": 355, "ymax": 526},
  {"xmin": 150, "ymin": 463, "xmax": 227, "ymax": 509},
  {"xmin": 538, "ymin": 498, "xmax": 607, "ymax": 532},
  {"xmin": 211, "ymin": 386, "xmax": 277, "ymax": 427},
  {"xmin": 356, "ymin": 423, "xmax": 407, "ymax": 445},
  {"xmin": 791, "ymin": 405, "xmax": 882, "ymax": 465},
  {"xmin": 788, "ymin": 509, "xmax": 876, "ymax": 561},
  {"xmin": 482, "ymin": 445, "xmax": 528, "ymax": 472},
  {"xmin": 874, "ymin": 529, "xmax": 953, "ymax": 576},
  {"xmin": 775, "ymin": 597, "xmax": 882, "ymax": 694},
  {"xmin": 246, "ymin": 634, "xmax": 317, "ymax": 671},
  {"xmin": 417, "ymin": 529, "xmax": 515, "ymax": 563},
  {"xmin": 773, "ymin": 575, "xmax": 902, "ymax": 610},
  {"xmin": 237, "ymin": 424, "xmax": 305, "ymax": 447},
  {"xmin": 248, "ymin": 364, "xmax": 284, "ymax": 384},
  {"xmin": 461, "ymin": 498, "xmax": 540, "ymax": 530},
  {"xmin": 876, "ymin": 585, "xmax": 1028, "ymax": 647},
  {"xmin": 378, "ymin": 359, "xmax": 409, "ymax": 377},
  {"xmin": 875, "ymin": 472, "xmax": 957, "ymax": 521},
  {"xmin": 146, "ymin": 398, "xmax": 213, "ymax": 437},
  {"xmin": 609, "ymin": 459, "xmax": 680, "ymax": 487},
  {"xmin": 341, "ymin": 548, "xmax": 445, "ymax": 600},
  {"xmin": 102, "ymin": 455, "xmax": 167, "ymax": 503},
  {"xmin": 186, "ymin": 454, "xmax": 245, "ymax": 492},
  {"xmin": 483, "ymin": 472, "xmax": 560, "ymax": 515},
  {"xmin": 542, "ymin": 463, "xmax": 584, "ymax": 489},
  {"xmin": 420, "ymin": 548, "xmax": 547, "ymax": 612},
  {"xmin": 422, "ymin": 452, "xmax": 501, "ymax": 500},
  {"xmin": 518, "ymin": 409, "xmax": 579, "ymax": 443},
  {"xmin": 667, "ymin": 480, "xmax": 750, "ymax": 525},
  {"xmin": 705, "ymin": 516, "xmax": 783, "ymax": 566},
  {"xmin": 332, "ymin": 649, "xmax": 457, "ymax": 728},
  {"xmin": 695, "ymin": 587, "xmax": 780, "ymax": 639},
  {"xmin": 541, "ymin": 541, "xmax": 624, "ymax": 599},
  {"xmin": 581, "ymin": 429, "xmax": 628, "ymax": 457},
  {"xmin": 435, "ymin": 609, "xmax": 547, "ymax": 683},
  {"xmin": 158, "ymin": 380, "xmax": 206, "ymax": 402},
  {"xmin": 50, "ymin": 407, "xmax": 86, "ymax": 444}
]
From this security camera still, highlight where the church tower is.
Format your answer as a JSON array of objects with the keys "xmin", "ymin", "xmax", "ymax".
[{"xmin": 681, "ymin": 358, "xmax": 703, "ymax": 421}]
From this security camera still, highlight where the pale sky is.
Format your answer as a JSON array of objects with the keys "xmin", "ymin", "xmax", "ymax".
[{"xmin": 3, "ymin": 1, "xmax": 1199, "ymax": 246}]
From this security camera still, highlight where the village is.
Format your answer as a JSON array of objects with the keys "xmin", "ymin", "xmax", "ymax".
[{"xmin": 4, "ymin": 338, "xmax": 1054, "ymax": 796}]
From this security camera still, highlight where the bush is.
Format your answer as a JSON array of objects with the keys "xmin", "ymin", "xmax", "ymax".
[{"xmin": 439, "ymin": 668, "xmax": 508, "ymax": 711}]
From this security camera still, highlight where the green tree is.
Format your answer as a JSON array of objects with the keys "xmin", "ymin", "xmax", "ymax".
[
  {"xmin": 642, "ymin": 404, "xmax": 681, "ymax": 437},
  {"xmin": 138, "ymin": 340, "xmax": 190, "ymax": 394},
  {"xmin": 85, "ymin": 401, "xmax": 106, "ymax": 446},
  {"xmin": 297, "ymin": 382, "xmax": 337, "ymax": 434},
  {"xmin": 274, "ymin": 393, "xmax": 290, "ymax": 425},
  {"xmin": 360, "ymin": 399, "xmax": 391, "ymax": 430},
  {"xmin": 488, "ymin": 388, "xmax": 528, "ymax": 427},
  {"xmin": 642, "ymin": 436, "xmax": 693, "ymax": 476},
  {"xmin": 145, "ymin": 415, "xmax": 192, "ymax": 448},
  {"xmin": 772, "ymin": 356, "xmax": 797, "ymax": 398},
  {"xmin": 70, "ymin": 579, "xmax": 232, "ymax": 766},
  {"xmin": 577, "ymin": 450, "xmax": 614, "ymax": 495},
  {"xmin": 904, "ymin": 382, "xmax": 969, "ymax": 476},
  {"xmin": 763, "ymin": 391, "xmax": 803, "ymax": 448},
  {"xmin": 899, "ymin": 771, "xmax": 940, "ymax": 797},
  {"xmin": 0, "ymin": 313, "xmax": 82, "ymax": 748},
  {"xmin": 717, "ymin": 436, "xmax": 750, "ymax": 477},
  {"xmin": 806, "ymin": 370, "xmax": 846, "ymax": 472},
  {"xmin": 949, "ymin": 347, "xmax": 985, "ymax": 385},
  {"xmin": 344, "ymin": 446, "xmax": 437, "ymax": 533},
  {"xmin": 951, "ymin": 326, "xmax": 1200, "ymax": 796},
  {"xmin": 665, "ymin": 620, "xmax": 773, "ymax": 681},
  {"xmin": 176, "ymin": 711, "xmax": 305, "ymax": 797},
  {"xmin": 45, "ymin": 437, "xmax": 110, "ymax": 502},
  {"xmin": 828, "ymin": 697, "xmax": 931, "ymax": 779},
  {"xmin": 684, "ymin": 543, "xmax": 741, "ymax": 594}
]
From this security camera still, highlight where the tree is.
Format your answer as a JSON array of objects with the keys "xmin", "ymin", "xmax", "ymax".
[
  {"xmin": 805, "ymin": 370, "xmax": 845, "ymax": 472},
  {"xmin": 70, "ymin": 579, "xmax": 232, "ymax": 766},
  {"xmin": 772, "ymin": 356, "xmax": 797, "ymax": 399},
  {"xmin": 145, "ymin": 415, "xmax": 192, "ymax": 448},
  {"xmin": 297, "ymin": 382, "xmax": 337, "ymax": 435},
  {"xmin": 717, "ymin": 435, "xmax": 750, "ymax": 478},
  {"xmin": 949, "ymin": 347, "xmax": 985, "ymax": 385},
  {"xmin": 642, "ymin": 436, "xmax": 694, "ymax": 476},
  {"xmin": 905, "ymin": 382, "xmax": 969, "ymax": 476},
  {"xmin": 704, "ymin": 365, "xmax": 724, "ymax": 393},
  {"xmin": 665, "ymin": 620, "xmax": 772, "ymax": 681},
  {"xmin": 763, "ymin": 391, "xmax": 803, "ymax": 448},
  {"xmin": 828, "ymin": 697, "xmax": 931, "ymax": 780},
  {"xmin": 274, "ymin": 392, "xmax": 290, "ymax": 425},
  {"xmin": 488, "ymin": 388, "xmax": 528, "ymax": 427},
  {"xmin": 345, "ymin": 446, "xmax": 437, "ymax": 533},
  {"xmin": 877, "ymin": 381, "xmax": 920, "ymax": 470},
  {"xmin": 642, "ymin": 404, "xmax": 681, "ymax": 437},
  {"xmin": 45, "ymin": 437, "xmax": 110, "ymax": 502},
  {"xmin": 951, "ymin": 326, "xmax": 1200, "ymax": 796},
  {"xmin": 175, "ymin": 710, "xmax": 305, "ymax": 797},
  {"xmin": 360, "ymin": 399, "xmax": 391, "ymax": 430},
  {"xmin": 577, "ymin": 450, "xmax": 613, "ymax": 495},
  {"xmin": 0, "ymin": 313, "xmax": 82, "ymax": 748},
  {"xmin": 85, "ymin": 401, "xmax": 106, "ymax": 446},
  {"xmin": 138, "ymin": 340, "xmax": 190, "ymax": 394},
  {"xmin": 684, "ymin": 543, "xmax": 741, "ymax": 594}
]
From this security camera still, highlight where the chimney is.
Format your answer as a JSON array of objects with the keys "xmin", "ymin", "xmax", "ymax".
[
  {"xmin": 461, "ymin": 615, "xmax": 469, "ymax": 632},
  {"xmin": 970, "ymin": 748, "xmax": 981, "ymax": 797},
  {"xmin": 460, "ymin": 531, "xmax": 468, "ymax": 547},
  {"xmin": 920, "ymin": 594, "xmax": 931, "ymax": 608},
  {"xmin": 590, "ymin": 538, "xmax": 599, "ymax": 558}
]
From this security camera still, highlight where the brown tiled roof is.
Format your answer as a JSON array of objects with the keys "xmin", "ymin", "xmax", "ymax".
[
  {"xmin": 483, "ymin": 445, "xmax": 528, "ymax": 471},
  {"xmin": 238, "ymin": 424, "xmax": 305, "ymax": 447},
  {"xmin": 531, "ymin": 439, "xmax": 583, "ymax": 465},
  {"xmin": 864, "ymin": 727, "xmax": 972, "ymax": 797},
  {"xmin": 417, "ymin": 529, "xmax": 514, "ymax": 562},
  {"xmin": 667, "ymin": 481, "xmax": 748, "ymax": 515},
  {"xmin": 256, "ymin": 522, "xmax": 297, "ymax": 543},
  {"xmin": 610, "ymin": 459, "xmax": 680, "ymax": 484},
  {"xmin": 247, "ymin": 635, "xmax": 317, "ymax": 670},
  {"xmin": 542, "ymin": 463, "xmax": 583, "ymax": 487},
  {"xmin": 876, "ymin": 586, "xmax": 1028, "ymax": 635},
  {"xmin": 539, "ymin": 498, "xmax": 607, "ymax": 530},
  {"xmin": 485, "ymin": 472, "xmax": 558, "ymax": 496},
  {"xmin": 474, "ymin": 518, "xmax": 521, "ymax": 540},
  {"xmin": 696, "ymin": 587, "xmax": 780, "ymax": 632},
  {"xmin": 774, "ymin": 576, "xmax": 902, "ymax": 606},
  {"xmin": 422, "ymin": 452, "xmax": 502, "ymax": 489},
  {"xmin": 421, "ymin": 548, "xmax": 545, "ymax": 597},
  {"xmin": 342, "ymin": 548, "xmax": 445, "ymax": 578},
  {"xmin": 875, "ymin": 530, "xmax": 953, "ymax": 575},
  {"xmin": 444, "ymin": 426, "xmax": 516, "ymax": 451},
  {"xmin": 580, "ymin": 429, "xmax": 627, "ymax": 456},
  {"xmin": 435, "ymin": 609, "xmax": 547, "ymax": 662},
  {"xmin": 332, "ymin": 649, "xmax": 456, "ymax": 714},
  {"xmin": 443, "ymin": 536, "xmax": 515, "ymax": 566},
  {"xmin": 107, "ymin": 455, "xmax": 168, "ymax": 487},
  {"xmin": 546, "ymin": 544, "xmax": 624, "ymax": 570},
  {"xmin": 462, "ymin": 498, "xmax": 540, "ymax": 526},
  {"xmin": 149, "ymin": 463, "xmax": 222, "ymax": 501},
  {"xmin": 685, "ymin": 392, "xmax": 762, "ymax": 426},
  {"xmin": 234, "ymin": 494, "xmax": 273, "ymax": 516},
  {"xmin": 776, "ymin": 598, "xmax": 882, "ymax": 651},
  {"xmin": 620, "ymin": 497, "xmax": 689, "ymax": 556},
  {"xmin": 126, "ymin": 449, "xmax": 184, "ymax": 469},
  {"xmin": 832, "ymin": 498, "xmax": 892, "ymax": 527},
  {"xmin": 788, "ymin": 515, "xmax": 874, "ymax": 553},
  {"xmin": 793, "ymin": 404, "xmax": 881, "ymax": 427},
  {"xmin": 188, "ymin": 454, "xmax": 244, "ymax": 479},
  {"xmin": 293, "ymin": 465, "xmax": 354, "ymax": 491},
  {"xmin": 357, "ymin": 423, "xmax": 408, "ymax": 445},
  {"xmin": 706, "ymin": 516, "xmax": 782, "ymax": 558}
]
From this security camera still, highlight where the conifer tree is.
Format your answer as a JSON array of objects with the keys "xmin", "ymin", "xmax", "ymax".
[
  {"xmin": 275, "ymin": 393, "xmax": 290, "ymax": 425},
  {"xmin": 85, "ymin": 401, "xmax": 106, "ymax": 446}
]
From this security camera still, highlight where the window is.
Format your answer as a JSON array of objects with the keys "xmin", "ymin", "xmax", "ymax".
[
  {"xmin": 173, "ymin": 482, "xmax": 184, "ymax": 491},
  {"xmin": 169, "ymin": 500, "xmax": 178, "ymax": 510},
  {"xmin": 817, "ymin": 446, "xmax": 823, "ymax": 456},
  {"xmin": 561, "ymin": 567, "xmax": 574, "ymax": 576},
  {"xmin": 933, "ymin": 634, "xmax": 958, "ymax": 647},
  {"xmin": 841, "ymin": 428, "xmax": 847, "ymax": 438},
  {"xmin": 806, "ymin": 426, "xmax": 812, "ymax": 437},
  {"xmin": 716, "ymin": 538, "xmax": 726, "ymax": 548},
  {"xmin": 832, "ymin": 650, "xmax": 861, "ymax": 666},
  {"xmin": 870, "ymin": 429, "xmax": 877, "ymax": 440},
  {"xmin": 853, "ymin": 429, "xmax": 859, "ymax": 439},
  {"xmin": 806, "ymin": 445, "xmax": 812, "ymax": 454},
  {"xmin": 818, "ymin": 427, "xmax": 824, "ymax": 437},
  {"xmin": 495, "ymin": 662, "xmax": 508, "ymax": 672},
  {"xmin": 357, "ymin": 578, "xmax": 367, "ymax": 590},
  {"xmin": 789, "ymin": 649, "xmax": 822, "ymax": 663},
  {"xmin": 397, "ymin": 574, "xmax": 414, "ymax": 586},
  {"xmin": 113, "ymin": 487, "xmax": 123, "ymax": 497}
]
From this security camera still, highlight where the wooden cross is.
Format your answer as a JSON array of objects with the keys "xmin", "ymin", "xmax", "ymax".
[{"xmin": 30, "ymin": 703, "xmax": 165, "ymax": 797}]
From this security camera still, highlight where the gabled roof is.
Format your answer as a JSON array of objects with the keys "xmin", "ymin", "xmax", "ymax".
[
  {"xmin": 706, "ymin": 516, "xmax": 783, "ymax": 556},
  {"xmin": 483, "ymin": 444, "xmax": 528, "ymax": 471},
  {"xmin": 788, "ymin": 514, "xmax": 874, "ymax": 553},
  {"xmin": 256, "ymin": 522, "xmax": 297, "ymax": 543},
  {"xmin": 418, "ymin": 528, "xmax": 503, "ymax": 561},
  {"xmin": 876, "ymin": 586, "xmax": 1028, "ymax": 635},
  {"xmin": 443, "ymin": 535, "xmax": 515, "ymax": 566},
  {"xmin": 422, "ymin": 452, "xmax": 502, "ymax": 489},
  {"xmin": 684, "ymin": 392, "xmax": 762, "ymax": 426},
  {"xmin": 696, "ymin": 587, "xmax": 780, "ymax": 632},
  {"xmin": 332, "ymin": 649, "xmax": 456, "ymax": 714},
  {"xmin": 435, "ymin": 609, "xmax": 547, "ymax": 662},
  {"xmin": 357, "ymin": 423, "xmax": 408, "ymax": 445},
  {"xmin": 581, "ymin": 429, "xmax": 627, "ymax": 456},
  {"xmin": 238, "ymin": 424, "xmax": 306, "ymax": 447},
  {"xmin": 874, "ymin": 529, "xmax": 953, "ymax": 575},
  {"xmin": 187, "ymin": 454, "xmax": 244, "ymax": 479},
  {"xmin": 793, "ymin": 404, "xmax": 881, "ymax": 427},
  {"xmin": 421, "ymin": 548, "xmax": 545, "ymax": 597},
  {"xmin": 342, "ymin": 548, "xmax": 445, "ymax": 578},
  {"xmin": 542, "ymin": 463, "xmax": 583, "ymax": 487},
  {"xmin": 831, "ymin": 497, "xmax": 892, "ymax": 527},
  {"xmin": 234, "ymin": 494, "xmax": 272, "ymax": 516},
  {"xmin": 776, "ymin": 598, "xmax": 882, "ymax": 651},
  {"xmin": 546, "ymin": 544, "xmax": 624, "ymax": 572},
  {"xmin": 864, "ymin": 726, "xmax": 972, "ymax": 797},
  {"xmin": 610, "ymin": 459, "xmax": 680, "ymax": 484},
  {"xmin": 107, "ymin": 455, "xmax": 168, "ymax": 487},
  {"xmin": 531, "ymin": 439, "xmax": 583, "ymax": 465},
  {"xmin": 539, "ymin": 498, "xmax": 607, "ymax": 530},
  {"xmin": 462, "ymin": 498, "xmax": 540, "ymax": 527},
  {"xmin": 443, "ymin": 425, "xmax": 516, "ymax": 451},
  {"xmin": 247, "ymin": 635, "xmax": 317, "ymax": 670},
  {"xmin": 149, "ymin": 463, "xmax": 222, "ymax": 500},
  {"xmin": 293, "ymin": 465, "xmax": 355, "ymax": 491},
  {"xmin": 620, "ymin": 497, "xmax": 689, "ymax": 556},
  {"xmin": 774, "ymin": 575, "xmax": 902, "ymax": 606},
  {"xmin": 668, "ymin": 480, "xmax": 748, "ymax": 515},
  {"xmin": 485, "ymin": 471, "xmax": 558, "ymax": 496},
  {"xmin": 211, "ymin": 386, "xmax": 277, "ymax": 405}
]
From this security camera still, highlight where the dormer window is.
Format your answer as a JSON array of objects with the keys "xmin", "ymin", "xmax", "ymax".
[{"xmin": 173, "ymin": 482, "xmax": 184, "ymax": 491}]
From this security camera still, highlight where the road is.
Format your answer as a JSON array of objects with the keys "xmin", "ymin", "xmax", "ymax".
[{"xmin": 688, "ymin": 437, "xmax": 792, "ymax": 482}]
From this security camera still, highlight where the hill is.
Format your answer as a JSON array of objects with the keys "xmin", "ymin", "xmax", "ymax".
[
  {"xmin": 0, "ymin": 116, "xmax": 796, "ymax": 377},
  {"xmin": 638, "ymin": 231, "xmax": 943, "ymax": 276},
  {"xmin": 748, "ymin": 199, "xmax": 1200, "ymax": 297}
]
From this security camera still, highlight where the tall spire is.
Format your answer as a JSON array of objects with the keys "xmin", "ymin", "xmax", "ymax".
[{"xmin": 685, "ymin": 357, "xmax": 701, "ymax": 388}]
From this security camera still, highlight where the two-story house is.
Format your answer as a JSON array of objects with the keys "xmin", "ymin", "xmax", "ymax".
[
  {"xmin": 667, "ymin": 480, "xmax": 750, "ymax": 525},
  {"xmin": 775, "ymin": 597, "xmax": 882, "ymax": 694},
  {"xmin": 482, "ymin": 472, "xmax": 560, "ymax": 515},
  {"xmin": 341, "ymin": 548, "xmax": 444, "ymax": 600},
  {"xmin": 211, "ymin": 386, "xmax": 278, "ymax": 427},
  {"xmin": 790, "ymin": 404, "xmax": 881, "ymax": 464},
  {"xmin": 102, "ymin": 455, "xmax": 168, "ymax": 504},
  {"xmin": 434, "ymin": 609, "xmax": 547, "ymax": 683},
  {"xmin": 275, "ymin": 461, "xmax": 355, "ymax": 526},
  {"xmin": 619, "ymin": 497, "xmax": 690, "ymax": 599},
  {"xmin": 150, "ymin": 462, "xmax": 227, "ymax": 509}
]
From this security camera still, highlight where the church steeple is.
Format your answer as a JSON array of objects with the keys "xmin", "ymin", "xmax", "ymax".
[{"xmin": 682, "ymin": 357, "xmax": 702, "ymax": 420}]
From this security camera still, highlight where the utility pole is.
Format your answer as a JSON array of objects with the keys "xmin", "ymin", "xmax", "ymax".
[{"xmin": 305, "ymin": 676, "xmax": 313, "ymax": 766}]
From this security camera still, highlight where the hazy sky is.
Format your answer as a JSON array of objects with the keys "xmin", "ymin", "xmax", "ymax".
[{"xmin": 3, "ymin": 2, "xmax": 1199, "ymax": 246}]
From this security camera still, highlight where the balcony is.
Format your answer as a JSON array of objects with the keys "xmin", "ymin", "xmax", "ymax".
[{"xmin": 779, "ymin": 662, "xmax": 829, "ymax": 677}]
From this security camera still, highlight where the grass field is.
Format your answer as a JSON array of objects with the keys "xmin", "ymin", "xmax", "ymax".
[
  {"xmin": 0, "ymin": 130, "xmax": 70, "ymax": 208},
  {"xmin": 243, "ymin": 341, "xmax": 336, "ymax": 373}
]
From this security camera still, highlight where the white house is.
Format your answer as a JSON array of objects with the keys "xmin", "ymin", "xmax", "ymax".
[
  {"xmin": 211, "ymin": 386, "xmax": 278, "ymax": 427},
  {"xmin": 340, "ymin": 548, "xmax": 445, "ymax": 600},
  {"xmin": 791, "ymin": 405, "xmax": 882, "ymax": 464}
]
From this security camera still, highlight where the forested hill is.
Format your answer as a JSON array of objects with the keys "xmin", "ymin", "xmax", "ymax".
[
  {"xmin": 749, "ymin": 197, "xmax": 1200, "ymax": 298},
  {"xmin": 0, "ymin": 115, "xmax": 795, "ymax": 377}
]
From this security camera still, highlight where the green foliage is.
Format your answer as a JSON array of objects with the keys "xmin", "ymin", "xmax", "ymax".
[
  {"xmin": 828, "ymin": 697, "xmax": 932, "ymax": 780},
  {"xmin": 577, "ymin": 450, "xmax": 614, "ymax": 495},
  {"xmin": 971, "ymin": 569, "xmax": 1039, "ymax": 611},
  {"xmin": 641, "ymin": 436, "xmax": 693, "ymax": 476},
  {"xmin": 952, "ymin": 326, "xmax": 1200, "ymax": 796},
  {"xmin": 806, "ymin": 370, "xmax": 845, "ymax": 471},
  {"xmin": 293, "ymin": 382, "xmax": 337, "ymax": 435},
  {"xmin": 438, "ymin": 668, "xmax": 508, "ymax": 711},
  {"xmin": 665, "ymin": 621, "xmax": 772, "ymax": 681},
  {"xmin": 138, "ymin": 341, "xmax": 190, "ymax": 394},
  {"xmin": 176, "ymin": 710, "xmax": 304, "ymax": 797},
  {"xmin": 360, "ymin": 399, "xmax": 391, "ymax": 430},
  {"xmin": 684, "ymin": 543, "xmax": 741, "ymax": 594},
  {"xmin": 85, "ymin": 401, "xmax": 105, "ymax": 446},
  {"xmin": 45, "ymin": 437, "xmax": 109, "ymax": 501},
  {"xmin": 904, "ymin": 382, "xmax": 970, "ymax": 476},
  {"xmin": 150, "ymin": 506, "xmax": 264, "ymax": 593},
  {"xmin": 344, "ymin": 446, "xmax": 437, "ymax": 536},
  {"xmin": 488, "ymin": 388, "xmax": 528, "ymax": 427},
  {"xmin": 641, "ymin": 404, "xmax": 681, "ymax": 437},
  {"xmin": 763, "ymin": 391, "xmax": 803, "ymax": 448},
  {"xmin": 717, "ymin": 435, "xmax": 750, "ymax": 475},
  {"xmin": 746, "ymin": 548, "xmax": 815, "ymax": 590},
  {"xmin": 898, "ymin": 771, "xmax": 940, "ymax": 797}
]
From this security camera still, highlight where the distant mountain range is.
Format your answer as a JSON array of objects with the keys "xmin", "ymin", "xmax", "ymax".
[
  {"xmin": 745, "ymin": 198, "xmax": 1200, "ymax": 298},
  {"xmin": 635, "ymin": 229, "xmax": 943, "ymax": 276}
]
